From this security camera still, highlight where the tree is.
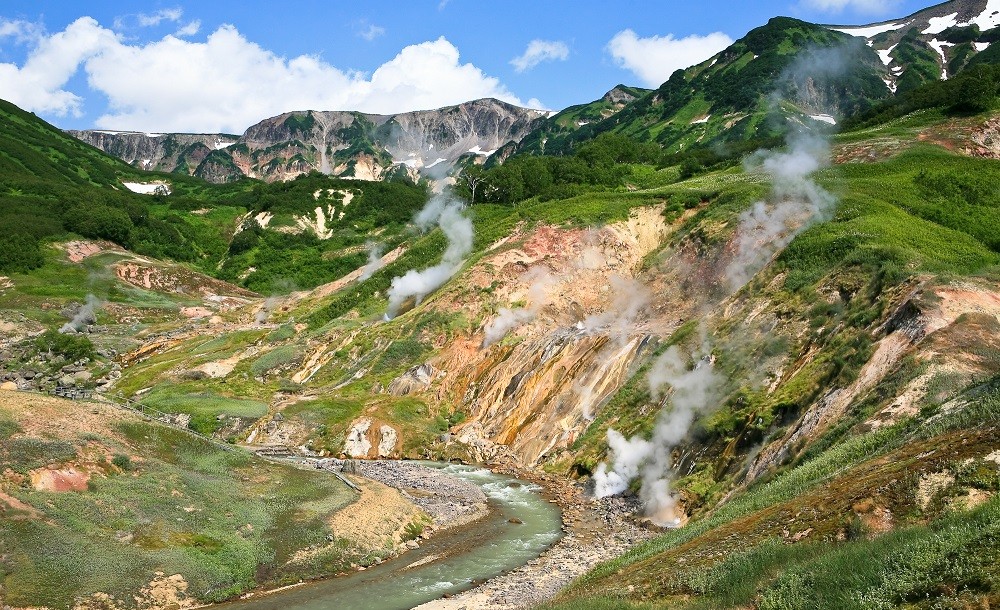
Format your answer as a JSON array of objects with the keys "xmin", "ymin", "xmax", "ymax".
[{"xmin": 459, "ymin": 165, "xmax": 487, "ymax": 204}]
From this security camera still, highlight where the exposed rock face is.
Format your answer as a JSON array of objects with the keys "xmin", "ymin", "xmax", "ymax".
[
  {"xmin": 71, "ymin": 98, "xmax": 547, "ymax": 184},
  {"xmin": 423, "ymin": 206, "xmax": 677, "ymax": 466},
  {"xmin": 67, "ymin": 131, "xmax": 238, "ymax": 174},
  {"xmin": 602, "ymin": 85, "xmax": 640, "ymax": 105},
  {"xmin": 344, "ymin": 417, "xmax": 401, "ymax": 458},
  {"xmin": 388, "ymin": 363, "xmax": 441, "ymax": 396}
]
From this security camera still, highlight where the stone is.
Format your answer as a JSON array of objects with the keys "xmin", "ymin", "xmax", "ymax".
[{"xmin": 377, "ymin": 425, "xmax": 398, "ymax": 458}]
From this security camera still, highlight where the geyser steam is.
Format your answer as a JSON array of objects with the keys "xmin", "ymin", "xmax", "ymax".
[
  {"xmin": 593, "ymin": 336, "xmax": 722, "ymax": 525},
  {"xmin": 360, "ymin": 241, "xmax": 384, "ymax": 281},
  {"xmin": 480, "ymin": 268, "xmax": 554, "ymax": 348},
  {"xmin": 385, "ymin": 194, "xmax": 473, "ymax": 319},
  {"xmin": 725, "ymin": 132, "xmax": 835, "ymax": 292},
  {"xmin": 59, "ymin": 295, "xmax": 101, "ymax": 334},
  {"xmin": 594, "ymin": 46, "xmax": 844, "ymax": 522}
]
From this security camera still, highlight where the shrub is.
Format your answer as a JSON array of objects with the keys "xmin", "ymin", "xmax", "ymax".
[{"xmin": 35, "ymin": 330, "xmax": 96, "ymax": 362}]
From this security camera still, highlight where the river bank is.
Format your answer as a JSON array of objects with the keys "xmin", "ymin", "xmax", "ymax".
[
  {"xmin": 220, "ymin": 461, "xmax": 564, "ymax": 610},
  {"xmin": 239, "ymin": 457, "xmax": 654, "ymax": 610},
  {"xmin": 415, "ymin": 468, "xmax": 657, "ymax": 610}
]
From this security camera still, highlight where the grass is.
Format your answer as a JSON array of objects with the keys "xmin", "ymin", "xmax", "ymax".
[{"xmin": 0, "ymin": 408, "xmax": 362, "ymax": 608}]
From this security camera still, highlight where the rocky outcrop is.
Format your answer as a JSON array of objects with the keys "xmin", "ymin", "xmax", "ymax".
[
  {"xmin": 344, "ymin": 417, "xmax": 400, "ymax": 458},
  {"xmin": 71, "ymin": 98, "xmax": 547, "ymax": 184},
  {"xmin": 68, "ymin": 131, "xmax": 238, "ymax": 174},
  {"xmin": 387, "ymin": 363, "xmax": 441, "ymax": 396}
]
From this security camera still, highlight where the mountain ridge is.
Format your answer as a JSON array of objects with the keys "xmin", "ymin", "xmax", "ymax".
[{"xmin": 70, "ymin": 97, "xmax": 548, "ymax": 184}]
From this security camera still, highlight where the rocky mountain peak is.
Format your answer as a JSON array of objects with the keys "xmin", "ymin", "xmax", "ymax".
[{"xmin": 70, "ymin": 98, "xmax": 548, "ymax": 184}]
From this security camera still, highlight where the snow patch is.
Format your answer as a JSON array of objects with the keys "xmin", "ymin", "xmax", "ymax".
[
  {"xmin": 965, "ymin": 0, "xmax": 1000, "ymax": 30},
  {"xmin": 254, "ymin": 212, "xmax": 272, "ymax": 229},
  {"xmin": 877, "ymin": 44, "xmax": 898, "ymax": 66},
  {"xmin": 809, "ymin": 114, "xmax": 837, "ymax": 125},
  {"xmin": 122, "ymin": 182, "xmax": 170, "ymax": 195},
  {"xmin": 928, "ymin": 38, "xmax": 955, "ymax": 79},
  {"xmin": 882, "ymin": 78, "xmax": 898, "ymax": 93},
  {"xmin": 832, "ymin": 21, "xmax": 909, "ymax": 38},
  {"xmin": 922, "ymin": 12, "xmax": 958, "ymax": 35},
  {"xmin": 424, "ymin": 158, "xmax": 448, "ymax": 169},
  {"xmin": 214, "ymin": 140, "xmax": 236, "ymax": 150},
  {"xmin": 975, "ymin": 42, "xmax": 991, "ymax": 51},
  {"xmin": 467, "ymin": 145, "xmax": 497, "ymax": 156},
  {"xmin": 690, "ymin": 115, "xmax": 711, "ymax": 125}
]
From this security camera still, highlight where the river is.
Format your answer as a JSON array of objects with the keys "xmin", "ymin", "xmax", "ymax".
[{"xmin": 220, "ymin": 462, "xmax": 563, "ymax": 610}]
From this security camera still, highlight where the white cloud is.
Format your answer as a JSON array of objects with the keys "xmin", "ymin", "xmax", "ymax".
[
  {"xmin": 174, "ymin": 20, "xmax": 200, "ymax": 37},
  {"xmin": 0, "ymin": 17, "xmax": 118, "ymax": 117},
  {"xmin": 358, "ymin": 23, "xmax": 385, "ymax": 41},
  {"xmin": 510, "ymin": 39, "xmax": 569, "ymax": 72},
  {"xmin": 0, "ymin": 17, "xmax": 530, "ymax": 133},
  {"xmin": 799, "ymin": 0, "xmax": 902, "ymax": 13},
  {"xmin": 137, "ymin": 8, "xmax": 183, "ymax": 27},
  {"xmin": 0, "ymin": 19, "xmax": 43, "ymax": 45},
  {"xmin": 607, "ymin": 29, "xmax": 733, "ymax": 87}
]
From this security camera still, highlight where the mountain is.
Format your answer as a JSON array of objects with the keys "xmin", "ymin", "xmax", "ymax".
[
  {"xmin": 829, "ymin": 0, "xmax": 1000, "ymax": 92},
  {"xmin": 71, "ymin": 98, "xmax": 548, "ymax": 184},
  {"xmin": 3, "ymin": 0, "xmax": 1000, "ymax": 607},
  {"xmin": 517, "ymin": 0, "xmax": 1000, "ymax": 158}
]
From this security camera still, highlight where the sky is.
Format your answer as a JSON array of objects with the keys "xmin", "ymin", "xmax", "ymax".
[{"xmin": 0, "ymin": 0, "xmax": 935, "ymax": 134}]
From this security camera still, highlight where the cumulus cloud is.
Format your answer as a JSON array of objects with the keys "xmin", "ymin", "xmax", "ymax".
[
  {"xmin": 0, "ymin": 17, "xmax": 118, "ymax": 117},
  {"xmin": 510, "ymin": 39, "xmax": 569, "ymax": 72},
  {"xmin": 607, "ymin": 29, "xmax": 733, "ymax": 87},
  {"xmin": 0, "ymin": 19, "xmax": 43, "ymax": 45},
  {"xmin": 799, "ymin": 0, "xmax": 901, "ymax": 13},
  {"xmin": 0, "ymin": 17, "xmax": 530, "ymax": 133}
]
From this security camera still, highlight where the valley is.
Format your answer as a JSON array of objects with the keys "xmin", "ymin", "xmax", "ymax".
[{"xmin": 2, "ymin": 0, "xmax": 1000, "ymax": 608}]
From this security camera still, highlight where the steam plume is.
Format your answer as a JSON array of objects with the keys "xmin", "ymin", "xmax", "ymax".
[
  {"xmin": 385, "ymin": 194, "xmax": 473, "ymax": 319},
  {"xmin": 359, "ymin": 241, "xmax": 384, "ymax": 281},
  {"xmin": 725, "ymin": 132, "xmax": 834, "ymax": 292},
  {"xmin": 255, "ymin": 296, "xmax": 280, "ymax": 324},
  {"xmin": 580, "ymin": 275, "xmax": 651, "ymax": 343},
  {"xmin": 593, "ymin": 44, "xmax": 850, "ymax": 523},
  {"xmin": 593, "ymin": 337, "xmax": 722, "ymax": 525},
  {"xmin": 59, "ymin": 294, "xmax": 101, "ymax": 334},
  {"xmin": 480, "ymin": 268, "xmax": 553, "ymax": 348}
]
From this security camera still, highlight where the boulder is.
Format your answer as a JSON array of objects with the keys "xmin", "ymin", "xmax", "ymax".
[{"xmin": 387, "ymin": 363, "xmax": 441, "ymax": 396}]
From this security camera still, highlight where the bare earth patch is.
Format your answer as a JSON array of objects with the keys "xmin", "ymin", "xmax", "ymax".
[{"xmin": 327, "ymin": 476, "xmax": 425, "ymax": 551}]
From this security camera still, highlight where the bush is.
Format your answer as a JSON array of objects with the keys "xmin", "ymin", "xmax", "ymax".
[
  {"xmin": 35, "ymin": 330, "xmax": 96, "ymax": 362},
  {"xmin": 111, "ymin": 453, "xmax": 132, "ymax": 471}
]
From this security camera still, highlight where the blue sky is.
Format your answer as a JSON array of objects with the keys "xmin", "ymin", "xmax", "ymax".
[{"xmin": 0, "ymin": 0, "xmax": 934, "ymax": 133}]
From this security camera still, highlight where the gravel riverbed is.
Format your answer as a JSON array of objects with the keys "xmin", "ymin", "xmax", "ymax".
[
  {"xmin": 313, "ymin": 458, "xmax": 489, "ymax": 530},
  {"xmin": 309, "ymin": 458, "xmax": 656, "ymax": 609},
  {"xmin": 415, "ymin": 470, "xmax": 658, "ymax": 610}
]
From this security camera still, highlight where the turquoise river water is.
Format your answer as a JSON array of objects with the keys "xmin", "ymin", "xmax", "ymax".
[{"xmin": 220, "ymin": 462, "xmax": 564, "ymax": 610}]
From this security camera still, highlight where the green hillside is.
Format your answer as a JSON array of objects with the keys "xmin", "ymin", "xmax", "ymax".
[{"xmin": 518, "ymin": 18, "xmax": 890, "ymax": 157}]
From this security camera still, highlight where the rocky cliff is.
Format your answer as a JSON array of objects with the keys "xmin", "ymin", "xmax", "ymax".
[{"xmin": 70, "ymin": 98, "xmax": 548, "ymax": 184}]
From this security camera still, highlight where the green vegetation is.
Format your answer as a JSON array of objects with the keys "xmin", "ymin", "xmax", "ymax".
[
  {"xmin": 34, "ymin": 329, "xmax": 96, "ymax": 362},
  {"xmin": 0, "ymin": 406, "xmax": 367, "ymax": 608}
]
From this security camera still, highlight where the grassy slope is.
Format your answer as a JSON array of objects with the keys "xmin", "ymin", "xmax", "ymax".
[
  {"xmin": 518, "ymin": 18, "xmax": 890, "ymax": 156},
  {"xmin": 0, "ymin": 391, "xmax": 388, "ymax": 608},
  {"xmin": 534, "ymin": 116, "xmax": 1000, "ymax": 607}
]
